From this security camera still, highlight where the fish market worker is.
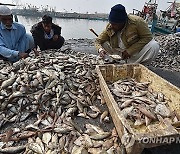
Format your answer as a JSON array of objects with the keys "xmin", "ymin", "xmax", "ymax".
[
  {"xmin": 95, "ymin": 4, "xmax": 160, "ymax": 64},
  {"xmin": 0, "ymin": 6, "xmax": 34, "ymax": 62},
  {"xmin": 31, "ymin": 15, "xmax": 65, "ymax": 55}
]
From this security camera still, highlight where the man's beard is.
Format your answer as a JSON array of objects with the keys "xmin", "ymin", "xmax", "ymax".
[{"xmin": 4, "ymin": 24, "xmax": 12, "ymax": 30}]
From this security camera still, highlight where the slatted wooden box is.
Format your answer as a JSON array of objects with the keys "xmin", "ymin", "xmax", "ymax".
[{"xmin": 96, "ymin": 64, "xmax": 180, "ymax": 154}]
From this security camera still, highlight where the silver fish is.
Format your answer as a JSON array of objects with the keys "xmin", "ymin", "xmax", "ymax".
[
  {"xmin": 0, "ymin": 145, "xmax": 26, "ymax": 153},
  {"xmin": 1, "ymin": 75, "xmax": 16, "ymax": 89},
  {"xmin": 90, "ymin": 132, "xmax": 111, "ymax": 140}
]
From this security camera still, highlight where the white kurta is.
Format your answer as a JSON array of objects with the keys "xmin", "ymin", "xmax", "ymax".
[
  {"xmin": 127, "ymin": 39, "xmax": 160, "ymax": 64},
  {"xmin": 101, "ymin": 33, "xmax": 160, "ymax": 65}
]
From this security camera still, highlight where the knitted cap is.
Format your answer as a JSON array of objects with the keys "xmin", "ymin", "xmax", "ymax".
[
  {"xmin": 109, "ymin": 4, "xmax": 127, "ymax": 23},
  {"xmin": 0, "ymin": 6, "xmax": 12, "ymax": 15}
]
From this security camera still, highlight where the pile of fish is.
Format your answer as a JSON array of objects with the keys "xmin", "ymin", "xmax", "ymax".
[
  {"xmin": 108, "ymin": 78, "xmax": 178, "ymax": 129},
  {"xmin": 0, "ymin": 50, "xmax": 122, "ymax": 153},
  {"xmin": 151, "ymin": 34, "xmax": 180, "ymax": 71},
  {"xmin": 22, "ymin": 125, "xmax": 119, "ymax": 154}
]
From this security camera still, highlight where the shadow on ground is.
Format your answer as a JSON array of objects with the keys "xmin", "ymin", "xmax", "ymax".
[
  {"xmin": 142, "ymin": 143, "xmax": 180, "ymax": 154},
  {"xmin": 148, "ymin": 66, "xmax": 180, "ymax": 88}
]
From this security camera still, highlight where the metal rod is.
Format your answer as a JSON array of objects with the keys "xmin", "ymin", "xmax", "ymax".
[
  {"xmin": 0, "ymin": 3, "xmax": 16, "ymax": 6},
  {"xmin": 89, "ymin": 28, "xmax": 98, "ymax": 37}
]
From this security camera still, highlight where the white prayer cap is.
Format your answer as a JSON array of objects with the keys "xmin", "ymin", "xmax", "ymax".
[{"xmin": 0, "ymin": 6, "xmax": 12, "ymax": 16}]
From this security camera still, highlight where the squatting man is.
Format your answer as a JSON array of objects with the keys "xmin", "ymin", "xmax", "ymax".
[
  {"xmin": 0, "ymin": 6, "xmax": 34, "ymax": 62},
  {"xmin": 95, "ymin": 4, "xmax": 160, "ymax": 65}
]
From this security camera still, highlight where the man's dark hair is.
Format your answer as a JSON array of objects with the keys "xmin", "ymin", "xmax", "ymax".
[{"xmin": 42, "ymin": 15, "xmax": 52, "ymax": 24}]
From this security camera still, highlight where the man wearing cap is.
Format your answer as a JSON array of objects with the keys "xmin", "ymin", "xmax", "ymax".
[
  {"xmin": 0, "ymin": 6, "xmax": 34, "ymax": 62},
  {"xmin": 95, "ymin": 4, "xmax": 160, "ymax": 64},
  {"xmin": 31, "ymin": 15, "xmax": 64, "ymax": 53}
]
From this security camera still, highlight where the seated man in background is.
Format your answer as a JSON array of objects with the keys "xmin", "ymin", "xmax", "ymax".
[
  {"xmin": 95, "ymin": 4, "xmax": 160, "ymax": 65},
  {"xmin": 31, "ymin": 15, "xmax": 64, "ymax": 54},
  {"xmin": 0, "ymin": 6, "xmax": 34, "ymax": 62}
]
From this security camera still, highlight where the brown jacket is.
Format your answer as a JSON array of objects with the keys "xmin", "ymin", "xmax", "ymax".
[{"xmin": 95, "ymin": 14, "xmax": 153, "ymax": 55}]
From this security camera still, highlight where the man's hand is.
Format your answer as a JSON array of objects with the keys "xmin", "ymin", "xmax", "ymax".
[
  {"xmin": 53, "ymin": 35, "xmax": 59, "ymax": 41},
  {"xmin": 19, "ymin": 52, "xmax": 29, "ymax": 59},
  {"xmin": 122, "ymin": 50, "xmax": 131, "ymax": 59},
  {"xmin": 99, "ymin": 49, "xmax": 107, "ymax": 59}
]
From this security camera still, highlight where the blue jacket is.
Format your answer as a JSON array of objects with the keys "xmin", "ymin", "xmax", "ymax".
[{"xmin": 0, "ymin": 22, "xmax": 27, "ymax": 62}]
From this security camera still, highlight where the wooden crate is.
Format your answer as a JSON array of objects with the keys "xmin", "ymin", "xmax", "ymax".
[{"xmin": 96, "ymin": 64, "xmax": 180, "ymax": 154}]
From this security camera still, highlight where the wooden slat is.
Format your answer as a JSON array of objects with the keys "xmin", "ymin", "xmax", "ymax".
[{"xmin": 96, "ymin": 66, "xmax": 135, "ymax": 136}]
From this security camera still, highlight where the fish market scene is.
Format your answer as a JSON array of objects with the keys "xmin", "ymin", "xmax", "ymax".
[{"xmin": 0, "ymin": 0, "xmax": 180, "ymax": 154}]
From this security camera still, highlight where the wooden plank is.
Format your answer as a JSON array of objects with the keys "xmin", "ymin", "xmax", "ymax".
[{"xmin": 96, "ymin": 66, "xmax": 134, "ymax": 136}]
